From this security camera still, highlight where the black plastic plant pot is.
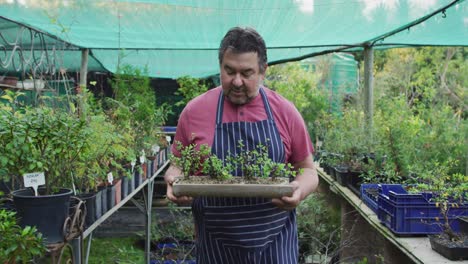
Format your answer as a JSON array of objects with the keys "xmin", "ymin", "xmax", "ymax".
[
  {"xmin": 94, "ymin": 189, "xmax": 103, "ymax": 220},
  {"xmin": 12, "ymin": 188, "xmax": 72, "ymax": 244},
  {"xmin": 334, "ymin": 165, "xmax": 349, "ymax": 186},
  {"xmin": 77, "ymin": 192, "xmax": 97, "ymax": 228},
  {"xmin": 97, "ymin": 186, "xmax": 108, "ymax": 215},
  {"xmin": 106, "ymin": 184, "xmax": 116, "ymax": 210},
  {"xmin": 121, "ymin": 176, "xmax": 129, "ymax": 200},
  {"xmin": 429, "ymin": 235, "xmax": 468, "ymax": 260}
]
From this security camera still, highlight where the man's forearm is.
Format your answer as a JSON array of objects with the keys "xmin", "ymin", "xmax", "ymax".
[{"xmin": 294, "ymin": 167, "xmax": 319, "ymax": 201}]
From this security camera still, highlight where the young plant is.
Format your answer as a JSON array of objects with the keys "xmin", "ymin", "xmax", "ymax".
[
  {"xmin": 170, "ymin": 141, "xmax": 210, "ymax": 179},
  {"xmin": 202, "ymin": 155, "xmax": 233, "ymax": 180},
  {"xmin": 235, "ymin": 141, "xmax": 300, "ymax": 180}
]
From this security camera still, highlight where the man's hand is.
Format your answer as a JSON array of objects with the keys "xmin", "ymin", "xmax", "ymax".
[
  {"xmin": 164, "ymin": 165, "xmax": 193, "ymax": 205},
  {"xmin": 272, "ymin": 181, "xmax": 302, "ymax": 210},
  {"xmin": 272, "ymin": 154, "xmax": 318, "ymax": 210}
]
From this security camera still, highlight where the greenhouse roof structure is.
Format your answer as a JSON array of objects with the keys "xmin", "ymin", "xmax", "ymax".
[{"xmin": 0, "ymin": 0, "xmax": 466, "ymax": 78}]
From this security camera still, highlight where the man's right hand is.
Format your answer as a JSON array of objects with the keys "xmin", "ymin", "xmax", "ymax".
[{"xmin": 164, "ymin": 165, "xmax": 193, "ymax": 205}]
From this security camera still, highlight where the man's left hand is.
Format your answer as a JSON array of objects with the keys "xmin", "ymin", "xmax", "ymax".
[{"xmin": 271, "ymin": 181, "xmax": 302, "ymax": 210}]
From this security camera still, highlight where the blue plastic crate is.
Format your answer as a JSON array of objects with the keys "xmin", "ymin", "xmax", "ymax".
[
  {"xmin": 384, "ymin": 190, "xmax": 433, "ymax": 205},
  {"xmin": 377, "ymin": 188, "xmax": 468, "ymax": 235},
  {"xmin": 360, "ymin": 184, "xmax": 406, "ymax": 214},
  {"xmin": 360, "ymin": 184, "xmax": 380, "ymax": 213},
  {"xmin": 160, "ymin": 126, "xmax": 177, "ymax": 133}
]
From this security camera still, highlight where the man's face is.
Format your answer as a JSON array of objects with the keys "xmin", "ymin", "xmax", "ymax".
[{"xmin": 220, "ymin": 49, "xmax": 266, "ymax": 105}]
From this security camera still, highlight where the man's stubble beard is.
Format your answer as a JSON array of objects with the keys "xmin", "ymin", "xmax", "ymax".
[{"xmin": 225, "ymin": 86, "xmax": 259, "ymax": 105}]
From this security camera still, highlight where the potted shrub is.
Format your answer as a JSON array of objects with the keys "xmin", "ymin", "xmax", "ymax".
[
  {"xmin": 170, "ymin": 141, "xmax": 299, "ymax": 198},
  {"xmin": 321, "ymin": 108, "xmax": 367, "ymax": 194},
  {"xmin": 0, "ymin": 94, "xmax": 89, "ymax": 244},
  {"xmin": 107, "ymin": 63, "xmax": 172, "ymax": 179},
  {"xmin": 411, "ymin": 160, "xmax": 468, "ymax": 260},
  {"xmin": 75, "ymin": 88, "xmax": 137, "ymax": 219}
]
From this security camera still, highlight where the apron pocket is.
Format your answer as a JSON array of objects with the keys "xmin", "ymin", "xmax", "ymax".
[{"xmin": 203, "ymin": 202, "xmax": 289, "ymax": 251}]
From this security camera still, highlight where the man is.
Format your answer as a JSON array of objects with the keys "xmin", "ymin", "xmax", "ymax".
[{"xmin": 165, "ymin": 26, "xmax": 318, "ymax": 264}]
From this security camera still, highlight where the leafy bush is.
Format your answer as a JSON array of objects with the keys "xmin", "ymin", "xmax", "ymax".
[
  {"xmin": 0, "ymin": 209, "xmax": 46, "ymax": 263},
  {"xmin": 175, "ymin": 76, "xmax": 208, "ymax": 107},
  {"xmin": 297, "ymin": 193, "xmax": 341, "ymax": 262},
  {"xmin": 0, "ymin": 96, "xmax": 89, "ymax": 193},
  {"xmin": 265, "ymin": 62, "xmax": 330, "ymax": 141},
  {"xmin": 108, "ymin": 64, "xmax": 172, "ymax": 156}
]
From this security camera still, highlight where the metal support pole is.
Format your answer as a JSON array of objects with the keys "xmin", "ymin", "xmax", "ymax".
[
  {"xmin": 79, "ymin": 49, "xmax": 89, "ymax": 91},
  {"xmin": 363, "ymin": 44, "xmax": 374, "ymax": 141},
  {"xmin": 145, "ymin": 179, "xmax": 155, "ymax": 264},
  {"xmin": 70, "ymin": 237, "xmax": 82, "ymax": 264},
  {"xmin": 84, "ymin": 232, "xmax": 93, "ymax": 264}
]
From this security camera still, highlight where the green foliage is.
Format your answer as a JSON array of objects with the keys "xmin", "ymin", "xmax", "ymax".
[
  {"xmin": 265, "ymin": 62, "xmax": 330, "ymax": 141},
  {"xmin": 409, "ymin": 159, "xmax": 468, "ymax": 240},
  {"xmin": 371, "ymin": 96, "xmax": 467, "ymax": 183},
  {"xmin": 322, "ymin": 107, "xmax": 368, "ymax": 170},
  {"xmin": 372, "ymin": 47, "xmax": 467, "ymax": 115},
  {"xmin": 0, "ymin": 103, "xmax": 89, "ymax": 193},
  {"xmin": 76, "ymin": 113, "xmax": 135, "ymax": 191},
  {"xmin": 149, "ymin": 202, "xmax": 196, "ymax": 262},
  {"xmin": 372, "ymin": 96, "xmax": 423, "ymax": 181},
  {"xmin": 296, "ymin": 193, "xmax": 341, "ymax": 262},
  {"xmin": 175, "ymin": 76, "xmax": 208, "ymax": 107},
  {"xmin": 151, "ymin": 202, "xmax": 194, "ymax": 243},
  {"xmin": 234, "ymin": 141, "xmax": 298, "ymax": 180},
  {"xmin": 201, "ymin": 155, "xmax": 233, "ymax": 180},
  {"xmin": 108, "ymin": 64, "xmax": 172, "ymax": 155},
  {"xmin": 171, "ymin": 142, "xmax": 211, "ymax": 179},
  {"xmin": 321, "ymin": 47, "xmax": 467, "ymax": 186},
  {"xmin": 85, "ymin": 237, "xmax": 144, "ymax": 264},
  {"xmin": 0, "ymin": 209, "xmax": 46, "ymax": 263}
]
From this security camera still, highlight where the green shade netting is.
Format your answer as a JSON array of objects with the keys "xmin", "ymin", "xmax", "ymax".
[{"xmin": 0, "ymin": 0, "xmax": 466, "ymax": 78}]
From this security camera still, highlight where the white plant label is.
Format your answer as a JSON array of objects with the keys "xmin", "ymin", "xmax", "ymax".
[
  {"xmin": 23, "ymin": 172, "xmax": 45, "ymax": 196},
  {"xmin": 131, "ymin": 160, "xmax": 136, "ymax": 172},
  {"xmin": 165, "ymin": 136, "xmax": 172, "ymax": 144},
  {"xmin": 152, "ymin": 144, "xmax": 160, "ymax": 155},
  {"xmin": 316, "ymin": 140, "xmax": 323, "ymax": 148},
  {"xmin": 140, "ymin": 150, "xmax": 145, "ymax": 164},
  {"xmin": 107, "ymin": 172, "xmax": 114, "ymax": 184}
]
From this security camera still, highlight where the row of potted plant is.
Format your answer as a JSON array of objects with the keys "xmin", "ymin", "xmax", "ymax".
[
  {"xmin": 316, "ymin": 94, "xmax": 467, "ymax": 260},
  {"xmin": 0, "ymin": 65, "xmax": 173, "ymax": 252}
]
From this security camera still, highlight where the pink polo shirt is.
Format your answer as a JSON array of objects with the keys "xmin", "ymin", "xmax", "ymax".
[{"xmin": 172, "ymin": 86, "xmax": 314, "ymax": 164}]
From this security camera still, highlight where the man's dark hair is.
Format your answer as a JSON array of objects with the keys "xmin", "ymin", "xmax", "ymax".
[{"xmin": 218, "ymin": 27, "xmax": 268, "ymax": 73}]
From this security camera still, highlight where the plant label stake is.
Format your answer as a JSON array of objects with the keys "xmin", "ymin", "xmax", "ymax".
[
  {"xmin": 152, "ymin": 144, "xmax": 160, "ymax": 155},
  {"xmin": 166, "ymin": 136, "xmax": 172, "ymax": 144},
  {"xmin": 107, "ymin": 172, "xmax": 114, "ymax": 185},
  {"xmin": 139, "ymin": 151, "xmax": 145, "ymax": 164},
  {"xmin": 23, "ymin": 172, "xmax": 45, "ymax": 196},
  {"xmin": 131, "ymin": 160, "xmax": 136, "ymax": 173}
]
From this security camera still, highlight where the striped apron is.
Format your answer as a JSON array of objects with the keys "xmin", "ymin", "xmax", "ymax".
[{"xmin": 192, "ymin": 88, "xmax": 298, "ymax": 264}]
